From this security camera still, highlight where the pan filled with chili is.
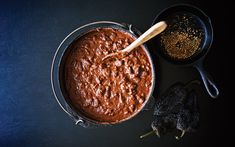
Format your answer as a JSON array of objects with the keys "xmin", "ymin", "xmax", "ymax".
[{"xmin": 51, "ymin": 21, "xmax": 156, "ymax": 126}]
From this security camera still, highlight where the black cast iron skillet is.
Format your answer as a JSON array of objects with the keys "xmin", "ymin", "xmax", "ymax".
[{"xmin": 152, "ymin": 4, "xmax": 219, "ymax": 98}]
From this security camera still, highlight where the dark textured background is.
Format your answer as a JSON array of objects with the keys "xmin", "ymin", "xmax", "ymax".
[{"xmin": 0, "ymin": 0, "xmax": 231, "ymax": 146}]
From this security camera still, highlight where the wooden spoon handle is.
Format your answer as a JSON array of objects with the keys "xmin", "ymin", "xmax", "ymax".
[{"xmin": 121, "ymin": 21, "xmax": 167, "ymax": 53}]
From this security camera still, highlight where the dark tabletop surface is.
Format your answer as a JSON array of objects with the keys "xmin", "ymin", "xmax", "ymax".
[{"xmin": 0, "ymin": 0, "xmax": 231, "ymax": 146}]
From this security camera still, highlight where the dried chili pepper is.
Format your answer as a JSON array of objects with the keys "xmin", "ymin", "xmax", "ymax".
[
  {"xmin": 154, "ymin": 82, "xmax": 187, "ymax": 116},
  {"xmin": 140, "ymin": 81, "xmax": 200, "ymax": 139},
  {"xmin": 175, "ymin": 90, "xmax": 199, "ymax": 139}
]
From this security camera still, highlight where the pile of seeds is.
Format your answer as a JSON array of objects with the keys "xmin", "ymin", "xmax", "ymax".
[{"xmin": 160, "ymin": 13, "xmax": 204, "ymax": 60}]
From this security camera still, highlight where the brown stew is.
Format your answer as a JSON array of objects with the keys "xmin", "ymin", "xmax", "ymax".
[{"xmin": 63, "ymin": 28, "xmax": 152, "ymax": 123}]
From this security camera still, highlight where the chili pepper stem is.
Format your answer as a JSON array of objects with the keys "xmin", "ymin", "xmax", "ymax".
[
  {"xmin": 140, "ymin": 130, "xmax": 155, "ymax": 139},
  {"xmin": 175, "ymin": 130, "xmax": 186, "ymax": 140},
  {"xmin": 140, "ymin": 129, "xmax": 160, "ymax": 139}
]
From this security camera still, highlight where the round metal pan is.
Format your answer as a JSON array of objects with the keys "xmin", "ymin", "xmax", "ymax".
[
  {"xmin": 151, "ymin": 4, "xmax": 219, "ymax": 98},
  {"xmin": 51, "ymin": 21, "xmax": 156, "ymax": 126}
]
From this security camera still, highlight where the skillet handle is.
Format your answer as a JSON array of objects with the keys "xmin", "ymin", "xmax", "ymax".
[{"xmin": 194, "ymin": 62, "xmax": 219, "ymax": 98}]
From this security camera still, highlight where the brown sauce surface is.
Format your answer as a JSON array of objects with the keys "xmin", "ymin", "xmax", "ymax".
[{"xmin": 64, "ymin": 28, "xmax": 152, "ymax": 123}]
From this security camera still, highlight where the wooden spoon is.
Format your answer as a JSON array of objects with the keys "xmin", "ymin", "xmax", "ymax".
[{"xmin": 102, "ymin": 21, "xmax": 167, "ymax": 61}]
